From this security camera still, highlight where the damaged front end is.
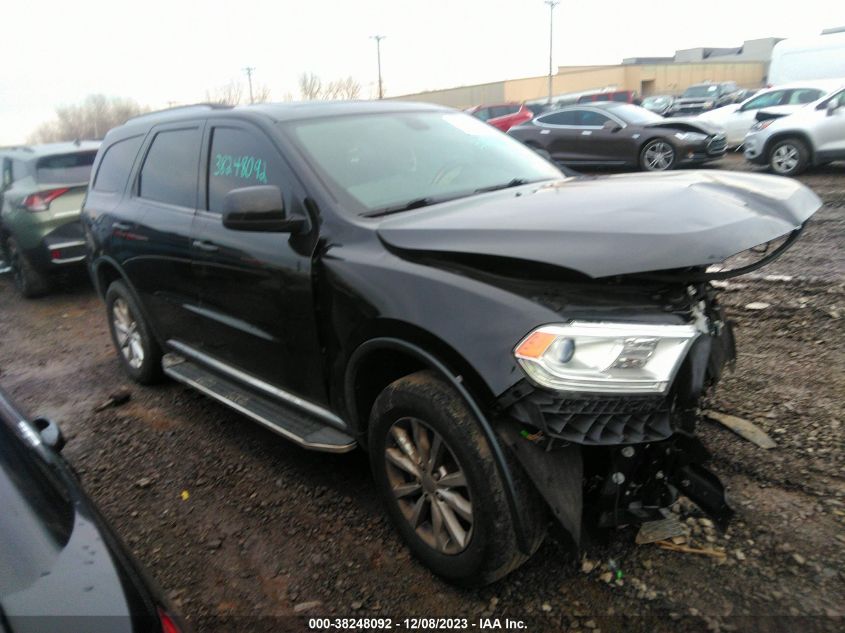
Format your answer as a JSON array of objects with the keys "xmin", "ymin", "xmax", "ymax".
[{"xmin": 496, "ymin": 279, "xmax": 739, "ymax": 545}]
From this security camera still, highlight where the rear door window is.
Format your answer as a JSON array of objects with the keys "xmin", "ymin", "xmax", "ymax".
[
  {"xmin": 35, "ymin": 152, "xmax": 97, "ymax": 185},
  {"xmin": 93, "ymin": 135, "xmax": 144, "ymax": 193},
  {"xmin": 206, "ymin": 126, "xmax": 284, "ymax": 214},
  {"xmin": 787, "ymin": 89, "xmax": 823, "ymax": 105},
  {"xmin": 742, "ymin": 90, "xmax": 786, "ymax": 111},
  {"xmin": 578, "ymin": 110, "xmax": 612, "ymax": 127},
  {"xmin": 138, "ymin": 128, "xmax": 202, "ymax": 208}
]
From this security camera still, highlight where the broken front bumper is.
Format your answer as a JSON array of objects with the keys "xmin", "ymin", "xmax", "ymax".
[{"xmin": 499, "ymin": 317, "xmax": 737, "ymax": 541}]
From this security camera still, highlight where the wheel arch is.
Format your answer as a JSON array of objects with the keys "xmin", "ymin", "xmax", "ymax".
[
  {"xmin": 343, "ymin": 321, "xmax": 495, "ymax": 439},
  {"xmin": 763, "ymin": 131, "xmax": 816, "ymax": 164},
  {"xmin": 91, "ymin": 256, "xmax": 165, "ymax": 346},
  {"xmin": 344, "ymin": 333, "xmax": 532, "ymax": 553}
]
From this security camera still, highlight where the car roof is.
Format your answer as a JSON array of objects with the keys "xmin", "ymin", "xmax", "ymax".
[
  {"xmin": 542, "ymin": 101, "xmax": 630, "ymax": 112},
  {"xmin": 119, "ymin": 100, "xmax": 452, "ymax": 131},
  {"xmin": 0, "ymin": 140, "xmax": 101, "ymax": 161},
  {"xmin": 766, "ymin": 78, "xmax": 845, "ymax": 92}
]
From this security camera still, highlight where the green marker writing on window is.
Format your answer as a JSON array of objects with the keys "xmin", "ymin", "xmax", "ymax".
[{"xmin": 213, "ymin": 153, "xmax": 267, "ymax": 184}]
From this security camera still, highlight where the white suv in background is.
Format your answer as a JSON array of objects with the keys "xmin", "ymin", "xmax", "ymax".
[
  {"xmin": 698, "ymin": 80, "xmax": 842, "ymax": 147},
  {"xmin": 744, "ymin": 87, "xmax": 845, "ymax": 176}
]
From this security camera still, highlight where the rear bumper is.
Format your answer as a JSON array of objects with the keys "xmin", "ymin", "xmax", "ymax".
[{"xmin": 23, "ymin": 221, "xmax": 87, "ymax": 271}]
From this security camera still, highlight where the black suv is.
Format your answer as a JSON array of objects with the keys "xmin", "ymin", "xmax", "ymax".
[
  {"xmin": 82, "ymin": 102, "xmax": 820, "ymax": 585},
  {"xmin": 667, "ymin": 81, "xmax": 742, "ymax": 117}
]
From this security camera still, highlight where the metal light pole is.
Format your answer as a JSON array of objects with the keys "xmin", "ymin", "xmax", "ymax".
[
  {"xmin": 243, "ymin": 66, "xmax": 255, "ymax": 104},
  {"xmin": 544, "ymin": 1, "xmax": 559, "ymax": 104},
  {"xmin": 370, "ymin": 35, "xmax": 386, "ymax": 99}
]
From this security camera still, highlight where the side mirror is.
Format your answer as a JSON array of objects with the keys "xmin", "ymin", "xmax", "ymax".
[
  {"xmin": 33, "ymin": 417, "xmax": 65, "ymax": 452},
  {"xmin": 826, "ymin": 99, "xmax": 841, "ymax": 116},
  {"xmin": 222, "ymin": 185, "xmax": 305, "ymax": 233},
  {"xmin": 602, "ymin": 120, "xmax": 622, "ymax": 132}
]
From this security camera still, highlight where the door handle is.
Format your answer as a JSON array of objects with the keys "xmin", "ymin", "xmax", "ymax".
[
  {"xmin": 192, "ymin": 239, "xmax": 219, "ymax": 253},
  {"xmin": 581, "ymin": 130, "xmax": 592, "ymax": 136},
  {"xmin": 112, "ymin": 222, "xmax": 131, "ymax": 231}
]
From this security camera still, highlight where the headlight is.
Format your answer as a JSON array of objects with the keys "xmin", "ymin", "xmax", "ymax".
[
  {"xmin": 749, "ymin": 119, "xmax": 775, "ymax": 132},
  {"xmin": 514, "ymin": 322, "xmax": 700, "ymax": 394},
  {"xmin": 674, "ymin": 131, "xmax": 708, "ymax": 142}
]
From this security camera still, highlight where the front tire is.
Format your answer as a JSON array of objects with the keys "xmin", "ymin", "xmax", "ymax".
[
  {"xmin": 640, "ymin": 139, "xmax": 677, "ymax": 171},
  {"xmin": 368, "ymin": 370, "xmax": 546, "ymax": 586},
  {"xmin": 5, "ymin": 236, "xmax": 50, "ymax": 298},
  {"xmin": 105, "ymin": 280, "xmax": 162, "ymax": 384},
  {"xmin": 768, "ymin": 138, "xmax": 809, "ymax": 176}
]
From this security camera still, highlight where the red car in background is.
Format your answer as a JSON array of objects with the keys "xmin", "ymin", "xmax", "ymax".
[{"xmin": 466, "ymin": 103, "xmax": 533, "ymax": 131}]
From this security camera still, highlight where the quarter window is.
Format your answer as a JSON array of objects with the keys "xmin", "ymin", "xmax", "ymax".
[
  {"xmin": 138, "ymin": 128, "xmax": 201, "ymax": 208},
  {"xmin": 207, "ymin": 127, "xmax": 283, "ymax": 214},
  {"xmin": 93, "ymin": 135, "xmax": 144, "ymax": 193}
]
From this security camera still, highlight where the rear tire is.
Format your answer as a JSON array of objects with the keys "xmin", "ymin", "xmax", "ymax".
[
  {"xmin": 105, "ymin": 280, "xmax": 162, "ymax": 384},
  {"xmin": 368, "ymin": 370, "xmax": 546, "ymax": 586},
  {"xmin": 768, "ymin": 137, "xmax": 809, "ymax": 176},
  {"xmin": 6, "ymin": 236, "xmax": 50, "ymax": 298}
]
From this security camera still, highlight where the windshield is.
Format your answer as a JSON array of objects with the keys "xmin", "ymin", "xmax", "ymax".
[
  {"xmin": 608, "ymin": 104, "xmax": 665, "ymax": 125},
  {"xmin": 682, "ymin": 85, "xmax": 720, "ymax": 98},
  {"xmin": 643, "ymin": 96, "xmax": 670, "ymax": 107},
  {"xmin": 284, "ymin": 111, "xmax": 562, "ymax": 215}
]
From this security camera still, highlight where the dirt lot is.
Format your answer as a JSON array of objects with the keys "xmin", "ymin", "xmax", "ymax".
[{"xmin": 1, "ymin": 154, "xmax": 843, "ymax": 633}]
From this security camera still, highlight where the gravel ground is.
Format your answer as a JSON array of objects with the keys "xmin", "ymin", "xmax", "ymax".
[{"xmin": 0, "ymin": 154, "xmax": 842, "ymax": 633}]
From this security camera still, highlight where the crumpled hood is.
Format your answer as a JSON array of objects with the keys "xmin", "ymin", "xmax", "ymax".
[
  {"xmin": 376, "ymin": 170, "xmax": 822, "ymax": 278},
  {"xmin": 645, "ymin": 118, "xmax": 724, "ymax": 136}
]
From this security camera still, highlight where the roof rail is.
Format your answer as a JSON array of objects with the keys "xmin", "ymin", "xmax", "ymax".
[
  {"xmin": 125, "ymin": 103, "xmax": 234, "ymax": 124},
  {"xmin": 0, "ymin": 145, "xmax": 33, "ymax": 152}
]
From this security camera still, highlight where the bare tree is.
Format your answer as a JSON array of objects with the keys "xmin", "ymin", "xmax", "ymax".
[
  {"xmin": 206, "ymin": 80, "xmax": 243, "ymax": 106},
  {"xmin": 252, "ymin": 83, "xmax": 272, "ymax": 103},
  {"xmin": 298, "ymin": 73, "xmax": 323, "ymax": 100},
  {"xmin": 323, "ymin": 77, "xmax": 361, "ymax": 100},
  {"xmin": 28, "ymin": 94, "xmax": 146, "ymax": 143},
  {"xmin": 336, "ymin": 76, "xmax": 361, "ymax": 100},
  {"xmin": 300, "ymin": 73, "xmax": 361, "ymax": 101}
]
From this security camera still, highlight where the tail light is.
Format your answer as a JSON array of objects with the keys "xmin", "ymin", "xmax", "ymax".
[
  {"xmin": 157, "ymin": 607, "xmax": 183, "ymax": 633},
  {"xmin": 22, "ymin": 187, "xmax": 70, "ymax": 212}
]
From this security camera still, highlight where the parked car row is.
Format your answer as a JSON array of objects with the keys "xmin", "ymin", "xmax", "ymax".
[{"xmin": 507, "ymin": 102, "xmax": 726, "ymax": 170}]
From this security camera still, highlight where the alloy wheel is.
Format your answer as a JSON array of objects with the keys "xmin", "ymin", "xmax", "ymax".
[
  {"xmin": 771, "ymin": 144, "xmax": 799, "ymax": 174},
  {"xmin": 112, "ymin": 297, "xmax": 144, "ymax": 369},
  {"xmin": 644, "ymin": 141, "xmax": 675, "ymax": 171},
  {"xmin": 384, "ymin": 417, "xmax": 474, "ymax": 554}
]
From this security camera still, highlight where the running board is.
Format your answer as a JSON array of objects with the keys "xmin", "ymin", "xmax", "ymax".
[{"xmin": 162, "ymin": 353, "xmax": 357, "ymax": 453}]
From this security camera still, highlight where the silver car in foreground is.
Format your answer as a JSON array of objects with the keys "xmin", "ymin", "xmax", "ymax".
[{"xmin": 744, "ymin": 87, "xmax": 845, "ymax": 176}]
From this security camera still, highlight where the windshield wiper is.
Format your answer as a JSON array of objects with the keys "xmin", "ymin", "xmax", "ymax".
[
  {"xmin": 473, "ymin": 178, "xmax": 532, "ymax": 194},
  {"xmin": 361, "ymin": 197, "xmax": 441, "ymax": 218}
]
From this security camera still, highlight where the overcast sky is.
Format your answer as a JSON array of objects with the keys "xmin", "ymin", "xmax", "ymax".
[{"xmin": 0, "ymin": 0, "xmax": 842, "ymax": 144}]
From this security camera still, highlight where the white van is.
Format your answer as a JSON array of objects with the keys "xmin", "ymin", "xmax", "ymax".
[{"xmin": 769, "ymin": 32, "xmax": 845, "ymax": 85}]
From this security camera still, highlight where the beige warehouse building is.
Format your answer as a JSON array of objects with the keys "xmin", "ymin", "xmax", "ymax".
[{"xmin": 393, "ymin": 38, "xmax": 777, "ymax": 109}]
